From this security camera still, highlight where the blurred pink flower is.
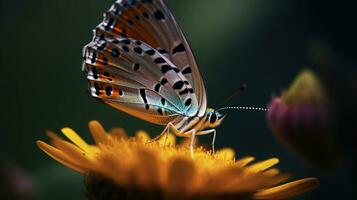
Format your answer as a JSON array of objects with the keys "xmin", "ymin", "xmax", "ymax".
[
  {"xmin": 267, "ymin": 69, "xmax": 342, "ymax": 169},
  {"xmin": 0, "ymin": 163, "xmax": 35, "ymax": 200}
]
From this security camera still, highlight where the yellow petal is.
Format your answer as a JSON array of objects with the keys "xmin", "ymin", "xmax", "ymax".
[
  {"xmin": 204, "ymin": 165, "xmax": 244, "ymax": 193},
  {"xmin": 51, "ymin": 137, "xmax": 95, "ymax": 168},
  {"xmin": 235, "ymin": 157, "xmax": 255, "ymax": 167},
  {"xmin": 88, "ymin": 120, "xmax": 108, "ymax": 144},
  {"xmin": 131, "ymin": 148, "xmax": 160, "ymax": 187},
  {"xmin": 135, "ymin": 130, "xmax": 151, "ymax": 142},
  {"xmin": 263, "ymin": 168, "xmax": 280, "ymax": 176},
  {"xmin": 216, "ymin": 148, "xmax": 235, "ymax": 161},
  {"xmin": 254, "ymin": 178, "xmax": 319, "ymax": 199},
  {"xmin": 46, "ymin": 131, "xmax": 64, "ymax": 147},
  {"xmin": 61, "ymin": 127, "xmax": 92, "ymax": 154},
  {"xmin": 95, "ymin": 154, "xmax": 127, "ymax": 185},
  {"xmin": 36, "ymin": 141, "xmax": 85, "ymax": 173},
  {"xmin": 248, "ymin": 158, "xmax": 279, "ymax": 173},
  {"xmin": 167, "ymin": 157, "xmax": 197, "ymax": 194},
  {"xmin": 109, "ymin": 127, "xmax": 127, "ymax": 140}
]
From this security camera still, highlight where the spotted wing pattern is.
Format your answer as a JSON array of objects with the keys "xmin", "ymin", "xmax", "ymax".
[
  {"xmin": 101, "ymin": 0, "xmax": 207, "ymax": 117},
  {"xmin": 83, "ymin": 30, "xmax": 197, "ymax": 124},
  {"xmin": 82, "ymin": 0, "xmax": 206, "ymax": 124}
]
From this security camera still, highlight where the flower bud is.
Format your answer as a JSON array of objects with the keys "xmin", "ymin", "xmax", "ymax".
[{"xmin": 267, "ymin": 69, "xmax": 341, "ymax": 169}]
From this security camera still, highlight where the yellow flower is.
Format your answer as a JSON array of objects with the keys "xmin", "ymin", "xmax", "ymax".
[{"xmin": 37, "ymin": 121, "xmax": 318, "ymax": 200}]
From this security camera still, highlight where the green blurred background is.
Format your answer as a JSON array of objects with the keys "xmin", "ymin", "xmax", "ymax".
[{"xmin": 1, "ymin": 0, "xmax": 356, "ymax": 199}]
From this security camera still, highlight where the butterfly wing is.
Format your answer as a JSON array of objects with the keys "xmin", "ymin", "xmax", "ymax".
[
  {"xmin": 98, "ymin": 0, "xmax": 207, "ymax": 117},
  {"xmin": 83, "ymin": 29, "xmax": 197, "ymax": 125}
]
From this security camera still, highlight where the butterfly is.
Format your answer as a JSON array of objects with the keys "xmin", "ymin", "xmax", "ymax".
[{"xmin": 82, "ymin": 0, "xmax": 266, "ymax": 154}]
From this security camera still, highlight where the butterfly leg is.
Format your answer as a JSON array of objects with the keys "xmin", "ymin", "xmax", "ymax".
[
  {"xmin": 196, "ymin": 129, "xmax": 216, "ymax": 154},
  {"xmin": 146, "ymin": 122, "xmax": 180, "ymax": 146},
  {"xmin": 179, "ymin": 129, "xmax": 196, "ymax": 158},
  {"xmin": 189, "ymin": 130, "xmax": 197, "ymax": 158},
  {"xmin": 146, "ymin": 125, "xmax": 169, "ymax": 144},
  {"xmin": 163, "ymin": 122, "xmax": 181, "ymax": 146}
]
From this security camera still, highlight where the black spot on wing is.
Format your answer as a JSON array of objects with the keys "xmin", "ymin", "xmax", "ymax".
[
  {"xmin": 158, "ymin": 48, "xmax": 168, "ymax": 54},
  {"xmin": 172, "ymin": 68, "xmax": 180, "ymax": 73},
  {"xmin": 179, "ymin": 88, "xmax": 195, "ymax": 95},
  {"xmin": 145, "ymin": 49, "xmax": 155, "ymax": 56},
  {"xmin": 160, "ymin": 65, "xmax": 179, "ymax": 73},
  {"xmin": 133, "ymin": 63, "xmax": 140, "ymax": 71},
  {"xmin": 122, "ymin": 45, "xmax": 129, "ymax": 52},
  {"xmin": 94, "ymin": 82, "xmax": 100, "ymax": 95},
  {"xmin": 160, "ymin": 78, "xmax": 168, "ymax": 85},
  {"xmin": 140, "ymin": 89, "xmax": 152, "ymax": 110},
  {"xmin": 118, "ymin": 89, "xmax": 123, "ymax": 96},
  {"xmin": 98, "ymin": 42, "xmax": 107, "ymax": 50},
  {"xmin": 161, "ymin": 98, "xmax": 166, "ymax": 105},
  {"xmin": 105, "ymin": 86, "xmax": 112, "ymax": 96},
  {"xmin": 140, "ymin": 89, "xmax": 148, "ymax": 104},
  {"xmin": 179, "ymin": 89, "xmax": 189, "ymax": 95},
  {"xmin": 185, "ymin": 98, "xmax": 192, "ymax": 107},
  {"xmin": 102, "ymin": 57, "xmax": 108, "ymax": 66},
  {"xmin": 99, "ymin": 34, "xmax": 105, "ymax": 41},
  {"xmin": 91, "ymin": 52, "xmax": 97, "ymax": 63},
  {"xmin": 181, "ymin": 66, "xmax": 192, "ymax": 74},
  {"xmin": 111, "ymin": 48, "xmax": 120, "ymax": 57},
  {"xmin": 161, "ymin": 65, "xmax": 172, "ymax": 73},
  {"xmin": 154, "ymin": 10, "xmax": 165, "ymax": 20},
  {"xmin": 142, "ymin": 11, "xmax": 149, "ymax": 19},
  {"xmin": 134, "ymin": 47, "xmax": 143, "ymax": 55},
  {"xmin": 157, "ymin": 108, "xmax": 163, "ymax": 115},
  {"xmin": 92, "ymin": 68, "xmax": 98, "ymax": 79},
  {"xmin": 173, "ymin": 81, "xmax": 184, "ymax": 90},
  {"xmin": 105, "ymin": 17, "xmax": 114, "ymax": 31},
  {"xmin": 154, "ymin": 57, "xmax": 166, "ymax": 64},
  {"xmin": 172, "ymin": 43, "xmax": 185, "ymax": 54},
  {"xmin": 154, "ymin": 83, "xmax": 161, "ymax": 92},
  {"xmin": 122, "ymin": 39, "xmax": 130, "ymax": 45}
]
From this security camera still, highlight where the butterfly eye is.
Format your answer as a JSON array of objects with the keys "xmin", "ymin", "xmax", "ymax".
[{"xmin": 209, "ymin": 113, "xmax": 217, "ymax": 124}]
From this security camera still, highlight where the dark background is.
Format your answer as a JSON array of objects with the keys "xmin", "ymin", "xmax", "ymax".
[{"xmin": 0, "ymin": 0, "xmax": 356, "ymax": 199}]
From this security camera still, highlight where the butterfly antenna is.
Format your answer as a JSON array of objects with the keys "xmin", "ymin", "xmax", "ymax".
[
  {"xmin": 218, "ymin": 84, "xmax": 247, "ymax": 108},
  {"xmin": 216, "ymin": 106, "xmax": 269, "ymax": 113}
]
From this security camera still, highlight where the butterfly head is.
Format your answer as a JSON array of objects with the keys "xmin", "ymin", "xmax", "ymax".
[{"xmin": 205, "ymin": 108, "xmax": 225, "ymax": 128}]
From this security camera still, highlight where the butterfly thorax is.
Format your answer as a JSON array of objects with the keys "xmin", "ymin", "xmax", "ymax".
[{"xmin": 173, "ymin": 108, "xmax": 225, "ymax": 134}]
